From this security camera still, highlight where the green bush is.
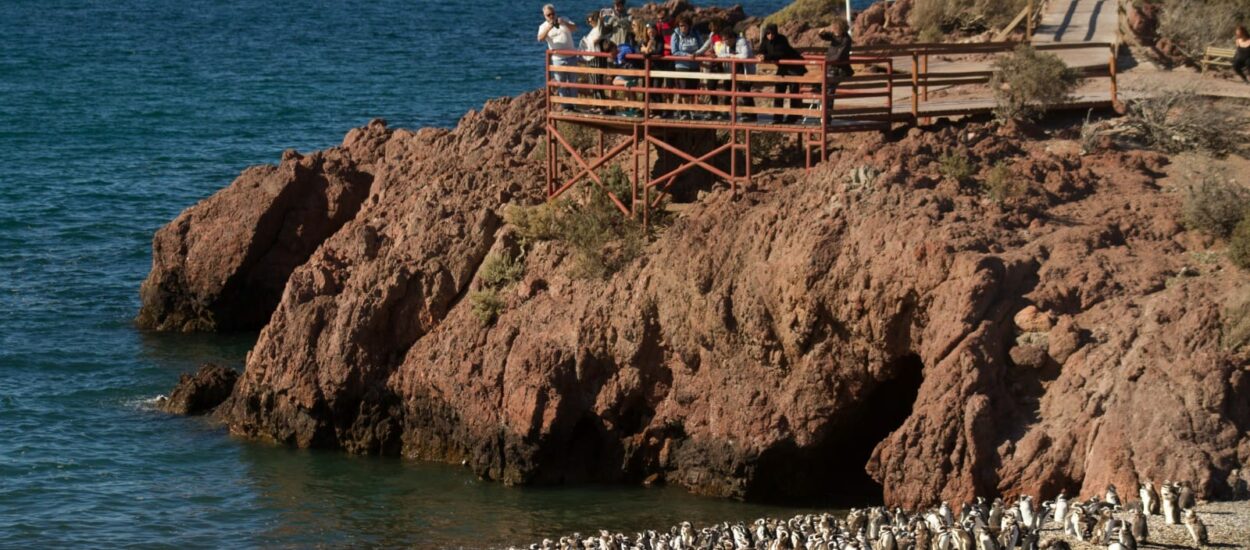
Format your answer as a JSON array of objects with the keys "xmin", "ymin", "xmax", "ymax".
[
  {"xmin": 1225, "ymin": 287, "xmax": 1250, "ymax": 350},
  {"xmin": 910, "ymin": 0, "xmax": 1028, "ymax": 39},
  {"xmin": 983, "ymin": 162, "xmax": 1027, "ymax": 203},
  {"xmin": 504, "ymin": 203, "xmax": 561, "ymax": 242},
  {"xmin": 557, "ymin": 166, "xmax": 644, "ymax": 278},
  {"xmin": 503, "ymin": 166, "xmax": 645, "ymax": 279},
  {"xmin": 765, "ymin": 0, "xmax": 841, "ymax": 27},
  {"xmin": 469, "ymin": 290, "xmax": 505, "ymax": 326},
  {"xmin": 1181, "ymin": 171, "xmax": 1250, "ymax": 238},
  {"xmin": 1228, "ymin": 215, "xmax": 1250, "ymax": 270},
  {"xmin": 939, "ymin": 151, "xmax": 977, "ymax": 184},
  {"xmin": 991, "ymin": 45, "xmax": 1081, "ymax": 122},
  {"xmin": 480, "ymin": 250, "xmax": 525, "ymax": 289}
]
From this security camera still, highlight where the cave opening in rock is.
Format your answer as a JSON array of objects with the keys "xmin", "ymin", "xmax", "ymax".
[{"xmin": 750, "ymin": 354, "xmax": 924, "ymax": 505}]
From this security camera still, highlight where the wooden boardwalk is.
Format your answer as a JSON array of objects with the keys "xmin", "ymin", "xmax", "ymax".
[{"xmin": 542, "ymin": 1, "xmax": 1124, "ymax": 219}]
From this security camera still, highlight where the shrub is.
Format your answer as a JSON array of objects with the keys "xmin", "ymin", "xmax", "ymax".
[
  {"xmin": 504, "ymin": 203, "xmax": 561, "ymax": 242},
  {"xmin": 764, "ymin": 0, "xmax": 841, "ymax": 27},
  {"xmin": 557, "ymin": 166, "xmax": 644, "ymax": 278},
  {"xmin": 991, "ymin": 45, "xmax": 1081, "ymax": 123},
  {"xmin": 1158, "ymin": 0, "xmax": 1248, "ymax": 61},
  {"xmin": 911, "ymin": 0, "xmax": 1028, "ymax": 39},
  {"xmin": 983, "ymin": 162, "xmax": 1027, "ymax": 203},
  {"xmin": 938, "ymin": 151, "xmax": 977, "ymax": 184},
  {"xmin": 1181, "ymin": 170, "xmax": 1250, "ymax": 238},
  {"xmin": 1119, "ymin": 90, "xmax": 1241, "ymax": 156},
  {"xmin": 1228, "ymin": 215, "xmax": 1250, "ymax": 270},
  {"xmin": 469, "ymin": 289, "xmax": 505, "ymax": 326},
  {"xmin": 1224, "ymin": 287, "xmax": 1250, "ymax": 350},
  {"xmin": 480, "ymin": 250, "xmax": 525, "ymax": 289}
]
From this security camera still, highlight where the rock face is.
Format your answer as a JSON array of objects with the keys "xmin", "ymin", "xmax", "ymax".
[
  {"xmin": 161, "ymin": 363, "xmax": 240, "ymax": 415},
  {"xmin": 136, "ymin": 119, "xmax": 392, "ymax": 331},
  {"xmin": 151, "ymin": 92, "xmax": 1250, "ymax": 507}
]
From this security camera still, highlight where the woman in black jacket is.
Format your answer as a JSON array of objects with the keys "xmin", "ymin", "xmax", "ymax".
[{"xmin": 756, "ymin": 23, "xmax": 805, "ymax": 123}]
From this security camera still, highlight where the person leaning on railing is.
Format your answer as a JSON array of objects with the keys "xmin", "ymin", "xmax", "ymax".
[
  {"xmin": 698, "ymin": 20, "xmax": 727, "ymax": 114},
  {"xmin": 582, "ymin": 11, "xmax": 606, "ymax": 104},
  {"xmin": 819, "ymin": 18, "xmax": 854, "ymax": 119},
  {"xmin": 538, "ymin": 4, "xmax": 579, "ymax": 105},
  {"xmin": 757, "ymin": 23, "xmax": 805, "ymax": 124},
  {"xmin": 719, "ymin": 30, "xmax": 756, "ymax": 122},
  {"xmin": 670, "ymin": 14, "xmax": 704, "ymax": 119},
  {"xmin": 638, "ymin": 23, "xmax": 668, "ymax": 116}
]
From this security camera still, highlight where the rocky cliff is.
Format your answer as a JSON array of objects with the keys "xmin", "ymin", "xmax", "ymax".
[{"xmin": 142, "ymin": 89, "xmax": 1250, "ymax": 508}]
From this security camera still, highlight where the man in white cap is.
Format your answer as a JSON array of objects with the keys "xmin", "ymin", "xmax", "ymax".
[{"xmin": 538, "ymin": 4, "xmax": 579, "ymax": 101}]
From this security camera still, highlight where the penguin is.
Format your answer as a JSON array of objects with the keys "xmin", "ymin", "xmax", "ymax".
[
  {"xmin": 1232, "ymin": 468, "xmax": 1250, "ymax": 500},
  {"xmin": 1178, "ymin": 480, "xmax": 1197, "ymax": 510},
  {"xmin": 975, "ymin": 527, "xmax": 999, "ymax": 550},
  {"xmin": 988, "ymin": 499, "xmax": 1004, "ymax": 536},
  {"xmin": 878, "ymin": 526, "xmax": 898, "ymax": 550},
  {"xmin": 1141, "ymin": 481, "xmax": 1159, "ymax": 515},
  {"xmin": 1066, "ymin": 506, "xmax": 1087, "ymax": 541},
  {"xmin": 1118, "ymin": 524, "xmax": 1138, "ymax": 550},
  {"xmin": 1018, "ymin": 496, "xmax": 1036, "ymax": 530},
  {"xmin": 1105, "ymin": 484, "xmax": 1120, "ymax": 507},
  {"xmin": 1019, "ymin": 529, "xmax": 1040, "ymax": 550},
  {"xmin": 1128, "ymin": 506, "xmax": 1148, "ymax": 544},
  {"xmin": 1183, "ymin": 509, "xmax": 1209, "ymax": 547},
  {"xmin": 997, "ymin": 516, "xmax": 1019, "ymax": 550},
  {"xmin": 1161, "ymin": 482, "xmax": 1179, "ymax": 525},
  {"xmin": 913, "ymin": 520, "xmax": 932, "ymax": 550},
  {"xmin": 1053, "ymin": 493, "xmax": 1069, "ymax": 527},
  {"xmin": 941, "ymin": 501, "xmax": 955, "ymax": 528}
]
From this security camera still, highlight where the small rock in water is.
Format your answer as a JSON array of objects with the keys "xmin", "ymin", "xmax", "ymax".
[{"xmin": 161, "ymin": 363, "xmax": 239, "ymax": 416}]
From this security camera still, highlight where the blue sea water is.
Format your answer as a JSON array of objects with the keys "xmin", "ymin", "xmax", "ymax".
[{"xmin": 0, "ymin": 0, "xmax": 874, "ymax": 547}]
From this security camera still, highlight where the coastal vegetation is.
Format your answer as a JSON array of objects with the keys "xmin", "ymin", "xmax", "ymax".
[
  {"xmin": 910, "ymin": 0, "xmax": 1027, "ymax": 41},
  {"xmin": 1158, "ymin": 0, "xmax": 1250, "ymax": 59},
  {"xmin": 990, "ymin": 45, "xmax": 1080, "ymax": 122},
  {"xmin": 763, "ymin": 0, "xmax": 842, "ymax": 27},
  {"xmin": 504, "ymin": 166, "xmax": 645, "ymax": 279}
]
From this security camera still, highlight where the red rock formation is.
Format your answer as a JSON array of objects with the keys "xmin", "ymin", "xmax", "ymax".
[
  {"xmin": 154, "ymin": 86, "xmax": 1250, "ymax": 509},
  {"xmin": 137, "ymin": 119, "xmax": 392, "ymax": 331},
  {"xmin": 160, "ymin": 363, "xmax": 239, "ymax": 416}
]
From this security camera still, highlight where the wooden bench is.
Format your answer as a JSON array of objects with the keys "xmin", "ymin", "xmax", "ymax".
[{"xmin": 1202, "ymin": 46, "xmax": 1236, "ymax": 74}]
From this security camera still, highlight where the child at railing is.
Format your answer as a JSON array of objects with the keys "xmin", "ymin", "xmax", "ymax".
[
  {"xmin": 598, "ymin": 39, "xmax": 642, "ymax": 117},
  {"xmin": 719, "ymin": 31, "xmax": 756, "ymax": 122},
  {"xmin": 638, "ymin": 23, "xmax": 668, "ymax": 116}
]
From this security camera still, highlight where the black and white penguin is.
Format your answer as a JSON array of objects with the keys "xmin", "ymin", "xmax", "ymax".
[
  {"xmin": 1178, "ymin": 480, "xmax": 1197, "ymax": 510},
  {"xmin": 1053, "ymin": 492, "xmax": 1069, "ymax": 527},
  {"xmin": 1231, "ymin": 468, "xmax": 1249, "ymax": 500},
  {"xmin": 1160, "ymin": 482, "xmax": 1180, "ymax": 525},
  {"xmin": 1183, "ymin": 509, "xmax": 1209, "ymax": 547},
  {"xmin": 1139, "ymin": 481, "xmax": 1159, "ymax": 515},
  {"xmin": 1128, "ymin": 506, "xmax": 1148, "ymax": 544},
  {"xmin": 1105, "ymin": 484, "xmax": 1120, "ymax": 507}
]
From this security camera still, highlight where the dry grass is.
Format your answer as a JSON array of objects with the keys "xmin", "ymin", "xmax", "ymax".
[
  {"xmin": 1181, "ymin": 168, "xmax": 1250, "ymax": 238},
  {"xmin": 1159, "ymin": 0, "xmax": 1250, "ymax": 61},
  {"xmin": 910, "ymin": 0, "xmax": 1027, "ymax": 39},
  {"xmin": 983, "ymin": 162, "xmax": 1028, "ymax": 203}
]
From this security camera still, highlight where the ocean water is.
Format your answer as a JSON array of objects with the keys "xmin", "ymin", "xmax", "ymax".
[{"xmin": 0, "ymin": 0, "xmax": 874, "ymax": 547}]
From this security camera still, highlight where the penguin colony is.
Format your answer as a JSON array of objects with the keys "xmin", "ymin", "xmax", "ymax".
[{"xmin": 517, "ymin": 479, "xmax": 1247, "ymax": 550}]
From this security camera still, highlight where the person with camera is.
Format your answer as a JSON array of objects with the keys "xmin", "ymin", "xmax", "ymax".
[{"xmin": 538, "ymin": 4, "xmax": 579, "ymax": 103}]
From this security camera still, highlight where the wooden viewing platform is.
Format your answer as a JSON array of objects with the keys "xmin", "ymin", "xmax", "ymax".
[{"xmin": 544, "ymin": 40, "xmax": 1119, "ymax": 222}]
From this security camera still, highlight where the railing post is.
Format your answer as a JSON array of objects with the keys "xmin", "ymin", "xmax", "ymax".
[
  {"xmin": 911, "ymin": 50, "xmax": 919, "ymax": 122},
  {"xmin": 1109, "ymin": 45, "xmax": 1118, "ymax": 105},
  {"xmin": 887, "ymin": 58, "xmax": 895, "ymax": 130},
  {"xmin": 820, "ymin": 57, "xmax": 828, "ymax": 163},
  {"xmin": 921, "ymin": 53, "xmax": 929, "ymax": 102},
  {"xmin": 644, "ymin": 56, "xmax": 651, "ymax": 120},
  {"xmin": 1026, "ymin": 0, "xmax": 1035, "ymax": 39}
]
